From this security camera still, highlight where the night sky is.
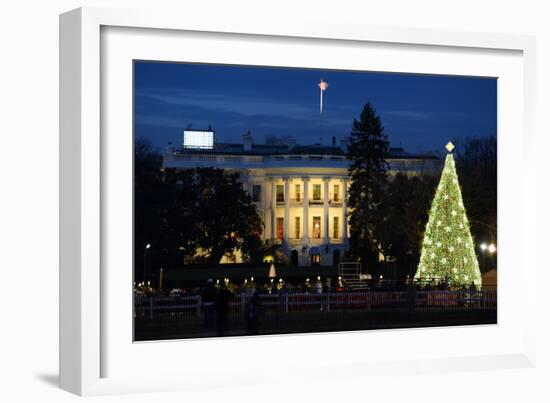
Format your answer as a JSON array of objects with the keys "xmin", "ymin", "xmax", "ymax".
[{"xmin": 134, "ymin": 61, "xmax": 497, "ymax": 155}]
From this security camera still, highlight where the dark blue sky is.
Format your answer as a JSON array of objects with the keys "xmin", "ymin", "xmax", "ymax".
[{"xmin": 134, "ymin": 61, "xmax": 496, "ymax": 154}]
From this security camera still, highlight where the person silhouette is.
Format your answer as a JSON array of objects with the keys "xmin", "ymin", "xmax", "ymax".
[{"xmin": 245, "ymin": 291, "xmax": 263, "ymax": 335}]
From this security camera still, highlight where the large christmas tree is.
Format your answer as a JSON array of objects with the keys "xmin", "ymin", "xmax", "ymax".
[{"xmin": 415, "ymin": 142, "xmax": 482, "ymax": 289}]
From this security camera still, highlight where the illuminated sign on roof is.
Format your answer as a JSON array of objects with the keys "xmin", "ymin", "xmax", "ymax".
[{"xmin": 183, "ymin": 130, "xmax": 214, "ymax": 149}]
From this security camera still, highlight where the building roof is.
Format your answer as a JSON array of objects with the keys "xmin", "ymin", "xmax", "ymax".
[
  {"xmin": 180, "ymin": 142, "xmax": 290, "ymax": 155},
  {"xmin": 174, "ymin": 142, "xmax": 438, "ymax": 160}
]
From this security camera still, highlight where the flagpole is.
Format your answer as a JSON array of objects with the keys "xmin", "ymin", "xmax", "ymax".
[
  {"xmin": 318, "ymin": 79, "xmax": 328, "ymax": 145},
  {"xmin": 319, "ymin": 85, "xmax": 323, "ymax": 144}
]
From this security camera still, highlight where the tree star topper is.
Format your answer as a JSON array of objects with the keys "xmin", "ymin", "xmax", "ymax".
[{"xmin": 446, "ymin": 141, "xmax": 455, "ymax": 153}]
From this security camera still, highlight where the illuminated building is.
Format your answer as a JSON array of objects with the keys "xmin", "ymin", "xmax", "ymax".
[{"xmin": 164, "ymin": 129, "xmax": 441, "ymax": 266}]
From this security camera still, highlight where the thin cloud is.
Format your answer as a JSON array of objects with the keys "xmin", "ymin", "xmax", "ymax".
[
  {"xmin": 136, "ymin": 86, "xmax": 317, "ymax": 121},
  {"xmin": 383, "ymin": 110, "xmax": 432, "ymax": 120}
]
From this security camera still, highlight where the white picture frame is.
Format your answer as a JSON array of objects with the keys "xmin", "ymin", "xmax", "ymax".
[{"xmin": 60, "ymin": 6, "xmax": 537, "ymax": 396}]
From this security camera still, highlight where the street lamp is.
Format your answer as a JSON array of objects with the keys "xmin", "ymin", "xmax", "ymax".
[
  {"xmin": 143, "ymin": 243, "xmax": 151, "ymax": 283},
  {"xmin": 479, "ymin": 243, "xmax": 497, "ymax": 274},
  {"xmin": 479, "ymin": 242, "xmax": 496, "ymax": 254}
]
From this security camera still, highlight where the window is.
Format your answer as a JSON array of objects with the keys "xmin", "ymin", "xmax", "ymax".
[
  {"xmin": 276, "ymin": 185, "xmax": 284, "ymax": 203},
  {"xmin": 276, "ymin": 217, "xmax": 284, "ymax": 240},
  {"xmin": 333, "ymin": 216, "xmax": 339, "ymax": 239},
  {"xmin": 312, "ymin": 216, "xmax": 321, "ymax": 238},
  {"xmin": 313, "ymin": 184, "xmax": 321, "ymax": 201},
  {"xmin": 295, "ymin": 184, "xmax": 301, "ymax": 202},
  {"xmin": 252, "ymin": 184, "xmax": 261, "ymax": 202},
  {"xmin": 333, "ymin": 184, "xmax": 340, "ymax": 202},
  {"xmin": 294, "ymin": 216, "xmax": 300, "ymax": 239}
]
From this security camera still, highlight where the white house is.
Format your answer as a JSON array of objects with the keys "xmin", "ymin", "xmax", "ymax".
[{"xmin": 163, "ymin": 129, "xmax": 441, "ymax": 266}]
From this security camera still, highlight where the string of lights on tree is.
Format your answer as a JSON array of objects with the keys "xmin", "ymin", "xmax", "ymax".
[{"xmin": 415, "ymin": 142, "xmax": 482, "ymax": 289}]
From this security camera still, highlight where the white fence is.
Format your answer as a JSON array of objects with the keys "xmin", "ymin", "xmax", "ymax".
[{"xmin": 135, "ymin": 290, "xmax": 497, "ymax": 320}]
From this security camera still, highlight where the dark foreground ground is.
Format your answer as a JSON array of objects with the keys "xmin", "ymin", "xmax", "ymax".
[{"xmin": 135, "ymin": 308, "xmax": 497, "ymax": 341}]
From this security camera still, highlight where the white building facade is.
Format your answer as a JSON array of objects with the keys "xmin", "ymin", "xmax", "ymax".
[{"xmin": 163, "ymin": 133, "xmax": 441, "ymax": 266}]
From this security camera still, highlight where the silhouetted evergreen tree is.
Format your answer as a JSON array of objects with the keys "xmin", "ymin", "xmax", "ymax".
[{"xmin": 347, "ymin": 103, "xmax": 390, "ymax": 265}]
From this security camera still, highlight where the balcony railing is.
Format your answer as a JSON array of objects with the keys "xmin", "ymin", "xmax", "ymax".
[
  {"xmin": 273, "ymin": 198, "xmax": 344, "ymax": 207},
  {"xmin": 166, "ymin": 152, "xmax": 441, "ymax": 175},
  {"xmin": 169, "ymin": 153, "xmax": 348, "ymax": 165}
]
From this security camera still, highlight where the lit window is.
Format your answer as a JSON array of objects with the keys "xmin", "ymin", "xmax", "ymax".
[
  {"xmin": 313, "ymin": 184, "xmax": 321, "ymax": 201},
  {"xmin": 276, "ymin": 217, "xmax": 284, "ymax": 240},
  {"xmin": 333, "ymin": 216, "xmax": 339, "ymax": 239},
  {"xmin": 295, "ymin": 217, "xmax": 300, "ymax": 239},
  {"xmin": 276, "ymin": 185, "xmax": 284, "ymax": 203},
  {"xmin": 333, "ymin": 185, "xmax": 340, "ymax": 202},
  {"xmin": 312, "ymin": 216, "xmax": 321, "ymax": 238},
  {"xmin": 295, "ymin": 184, "xmax": 301, "ymax": 202}
]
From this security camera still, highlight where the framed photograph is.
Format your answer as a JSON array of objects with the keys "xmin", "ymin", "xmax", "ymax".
[{"xmin": 60, "ymin": 7, "xmax": 536, "ymax": 396}]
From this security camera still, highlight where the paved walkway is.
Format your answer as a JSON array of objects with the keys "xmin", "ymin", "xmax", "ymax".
[{"xmin": 135, "ymin": 308, "xmax": 496, "ymax": 341}]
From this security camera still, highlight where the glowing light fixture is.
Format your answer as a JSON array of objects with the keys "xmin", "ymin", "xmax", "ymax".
[{"xmin": 183, "ymin": 130, "xmax": 214, "ymax": 149}]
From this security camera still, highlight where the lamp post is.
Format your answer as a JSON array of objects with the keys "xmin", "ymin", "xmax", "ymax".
[
  {"xmin": 479, "ymin": 242, "xmax": 496, "ymax": 272},
  {"xmin": 143, "ymin": 243, "xmax": 151, "ymax": 283}
]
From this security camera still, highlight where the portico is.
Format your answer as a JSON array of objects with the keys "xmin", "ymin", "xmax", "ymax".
[{"xmin": 267, "ymin": 174, "xmax": 349, "ymax": 263}]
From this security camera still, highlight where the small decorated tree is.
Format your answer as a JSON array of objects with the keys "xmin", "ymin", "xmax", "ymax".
[{"xmin": 415, "ymin": 142, "xmax": 482, "ymax": 289}]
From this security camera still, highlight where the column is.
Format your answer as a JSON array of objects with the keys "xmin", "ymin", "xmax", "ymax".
[
  {"xmin": 343, "ymin": 177, "xmax": 348, "ymax": 241},
  {"xmin": 271, "ymin": 177, "xmax": 276, "ymax": 240},
  {"xmin": 284, "ymin": 176, "xmax": 290, "ymax": 241},
  {"xmin": 323, "ymin": 176, "xmax": 329, "ymax": 243},
  {"xmin": 302, "ymin": 176, "xmax": 309, "ymax": 244}
]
